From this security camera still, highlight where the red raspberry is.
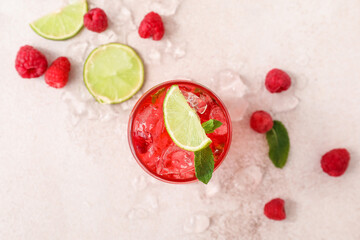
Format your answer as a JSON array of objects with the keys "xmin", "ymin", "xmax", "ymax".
[
  {"xmin": 84, "ymin": 8, "xmax": 108, "ymax": 33},
  {"xmin": 138, "ymin": 12, "xmax": 165, "ymax": 41},
  {"xmin": 250, "ymin": 111, "xmax": 273, "ymax": 133},
  {"xmin": 52, "ymin": 57, "xmax": 71, "ymax": 72},
  {"xmin": 321, "ymin": 148, "xmax": 350, "ymax": 177},
  {"xmin": 264, "ymin": 198, "xmax": 286, "ymax": 221},
  {"xmin": 265, "ymin": 69, "xmax": 291, "ymax": 93},
  {"xmin": 45, "ymin": 57, "xmax": 71, "ymax": 88},
  {"xmin": 15, "ymin": 45, "xmax": 48, "ymax": 78}
]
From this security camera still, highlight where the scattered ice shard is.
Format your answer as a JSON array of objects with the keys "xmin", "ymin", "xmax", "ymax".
[
  {"xmin": 94, "ymin": 30, "xmax": 118, "ymax": 45},
  {"xmin": 173, "ymin": 46, "xmax": 186, "ymax": 59},
  {"xmin": 147, "ymin": 0, "xmax": 182, "ymax": 16},
  {"xmin": 165, "ymin": 40, "xmax": 187, "ymax": 60},
  {"xmin": 65, "ymin": 41, "xmax": 89, "ymax": 63},
  {"xmin": 251, "ymin": 89, "xmax": 300, "ymax": 113},
  {"xmin": 113, "ymin": 6, "xmax": 136, "ymax": 43},
  {"xmin": 205, "ymin": 179, "xmax": 221, "ymax": 197},
  {"xmin": 146, "ymin": 48, "xmax": 162, "ymax": 64},
  {"xmin": 116, "ymin": 7, "xmax": 133, "ymax": 26},
  {"xmin": 183, "ymin": 214, "xmax": 210, "ymax": 233},
  {"xmin": 143, "ymin": 194, "xmax": 159, "ymax": 210},
  {"xmin": 209, "ymin": 70, "xmax": 249, "ymax": 121},
  {"xmin": 233, "ymin": 165, "xmax": 264, "ymax": 192}
]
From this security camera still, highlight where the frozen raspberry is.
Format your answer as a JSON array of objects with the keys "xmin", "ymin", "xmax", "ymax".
[
  {"xmin": 321, "ymin": 148, "xmax": 350, "ymax": 177},
  {"xmin": 138, "ymin": 12, "xmax": 165, "ymax": 41},
  {"xmin": 264, "ymin": 198, "xmax": 286, "ymax": 221},
  {"xmin": 45, "ymin": 57, "xmax": 71, "ymax": 88},
  {"xmin": 265, "ymin": 69, "xmax": 291, "ymax": 93},
  {"xmin": 84, "ymin": 8, "xmax": 108, "ymax": 33},
  {"xmin": 250, "ymin": 111, "xmax": 273, "ymax": 133},
  {"xmin": 15, "ymin": 45, "xmax": 48, "ymax": 78}
]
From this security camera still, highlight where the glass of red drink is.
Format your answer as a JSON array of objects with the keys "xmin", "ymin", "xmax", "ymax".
[{"xmin": 128, "ymin": 80, "xmax": 232, "ymax": 184}]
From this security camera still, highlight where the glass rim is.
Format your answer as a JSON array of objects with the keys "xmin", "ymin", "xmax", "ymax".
[{"xmin": 127, "ymin": 80, "xmax": 233, "ymax": 184}]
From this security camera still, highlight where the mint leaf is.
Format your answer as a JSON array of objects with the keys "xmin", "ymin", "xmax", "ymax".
[
  {"xmin": 194, "ymin": 120, "xmax": 222, "ymax": 184},
  {"xmin": 266, "ymin": 120, "xmax": 290, "ymax": 168},
  {"xmin": 202, "ymin": 119, "xmax": 223, "ymax": 134},
  {"xmin": 151, "ymin": 87, "xmax": 166, "ymax": 104},
  {"xmin": 194, "ymin": 146, "xmax": 214, "ymax": 184}
]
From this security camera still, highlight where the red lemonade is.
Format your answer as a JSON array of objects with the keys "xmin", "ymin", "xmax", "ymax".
[{"xmin": 128, "ymin": 80, "xmax": 232, "ymax": 183}]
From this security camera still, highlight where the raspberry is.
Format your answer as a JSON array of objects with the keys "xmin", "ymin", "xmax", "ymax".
[
  {"xmin": 250, "ymin": 111, "xmax": 273, "ymax": 133},
  {"xmin": 321, "ymin": 148, "xmax": 350, "ymax": 177},
  {"xmin": 15, "ymin": 45, "xmax": 48, "ymax": 78},
  {"xmin": 265, "ymin": 69, "xmax": 291, "ymax": 93},
  {"xmin": 138, "ymin": 12, "xmax": 165, "ymax": 41},
  {"xmin": 52, "ymin": 57, "xmax": 71, "ymax": 72},
  {"xmin": 84, "ymin": 8, "xmax": 108, "ymax": 33},
  {"xmin": 45, "ymin": 57, "xmax": 71, "ymax": 88},
  {"xmin": 264, "ymin": 198, "xmax": 286, "ymax": 221}
]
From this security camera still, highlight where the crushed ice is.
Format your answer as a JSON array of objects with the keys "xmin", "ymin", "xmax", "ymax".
[
  {"xmin": 147, "ymin": 0, "xmax": 182, "ymax": 16},
  {"xmin": 183, "ymin": 214, "xmax": 210, "ymax": 233}
]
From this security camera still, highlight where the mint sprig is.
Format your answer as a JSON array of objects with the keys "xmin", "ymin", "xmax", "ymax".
[
  {"xmin": 194, "ymin": 146, "xmax": 214, "ymax": 184},
  {"xmin": 202, "ymin": 119, "xmax": 223, "ymax": 134},
  {"xmin": 194, "ymin": 119, "xmax": 223, "ymax": 184},
  {"xmin": 151, "ymin": 87, "xmax": 166, "ymax": 104},
  {"xmin": 266, "ymin": 120, "xmax": 290, "ymax": 168}
]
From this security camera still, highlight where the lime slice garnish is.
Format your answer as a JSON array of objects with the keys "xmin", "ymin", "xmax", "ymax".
[
  {"xmin": 30, "ymin": 0, "xmax": 88, "ymax": 40},
  {"xmin": 83, "ymin": 43, "xmax": 144, "ymax": 104},
  {"xmin": 163, "ymin": 85, "xmax": 212, "ymax": 152}
]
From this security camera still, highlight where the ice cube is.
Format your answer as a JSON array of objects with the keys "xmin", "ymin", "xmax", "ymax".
[
  {"xmin": 224, "ymin": 98, "xmax": 249, "ymax": 122},
  {"xmin": 183, "ymin": 214, "xmax": 210, "ymax": 233},
  {"xmin": 233, "ymin": 165, "xmax": 263, "ymax": 192},
  {"xmin": 146, "ymin": 48, "xmax": 162, "ymax": 65},
  {"xmin": 209, "ymin": 106, "xmax": 227, "ymax": 135},
  {"xmin": 93, "ymin": 30, "xmax": 118, "ymax": 45},
  {"xmin": 132, "ymin": 175, "xmax": 148, "ymax": 191},
  {"xmin": 116, "ymin": 7, "xmax": 133, "ymax": 26},
  {"xmin": 164, "ymin": 40, "xmax": 187, "ymax": 60},
  {"xmin": 173, "ymin": 44, "xmax": 186, "ymax": 59},
  {"xmin": 209, "ymin": 70, "xmax": 249, "ymax": 121},
  {"xmin": 147, "ymin": 0, "xmax": 182, "ymax": 16},
  {"xmin": 157, "ymin": 143, "xmax": 194, "ymax": 175},
  {"xmin": 215, "ymin": 70, "xmax": 248, "ymax": 99},
  {"xmin": 136, "ymin": 104, "xmax": 160, "ymax": 129},
  {"xmin": 250, "ymin": 89, "xmax": 300, "ymax": 113},
  {"xmin": 182, "ymin": 91, "xmax": 207, "ymax": 114},
  {"xmin": 65, "ymin": 41, "xmax": 89, "ymax": 63}
]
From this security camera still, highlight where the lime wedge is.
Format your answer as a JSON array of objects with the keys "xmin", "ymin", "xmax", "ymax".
[
  {"xmin": 83, "ymin": 43, "xmax": 144, "ymax": 104},
  {"xmin": 163, "ymin": 85, "xmax": 212, "ymax": 152},
  {"xmin": 30, "ymin": 0, "xmax": 88, "ymax": 40}
]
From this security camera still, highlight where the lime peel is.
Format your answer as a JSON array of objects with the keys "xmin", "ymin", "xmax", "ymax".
[
  {"xmin": 30, "ymin": 0, "xmax": 88, "ymax": 40},
  {"xmin": 83, "ymin": 43, "xmax": 144, "ymax": 104},
  {"xmin": 163, "ymin": 85, "xmax": 212, "ymax": 152}
]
